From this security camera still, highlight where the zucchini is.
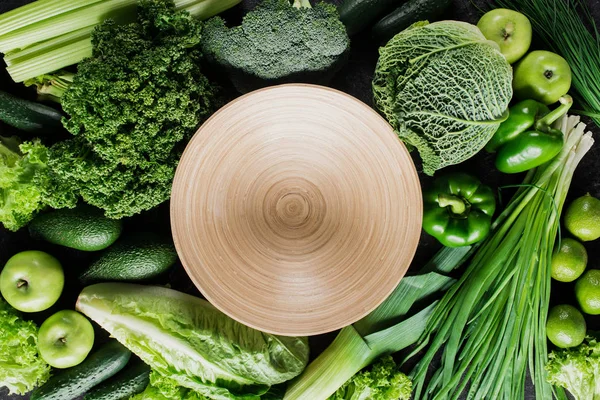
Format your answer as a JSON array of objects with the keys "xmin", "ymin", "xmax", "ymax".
[
  {"xmin": 31, "ymin": 341, "xmax": 131, "ymax": 400},
  {"xmin": 338, "ymin": 0, "xmax": 405, "ymax": 36},
  {"xmin": 0, "ymin": 90, "xmax": 63, "ymax": 133},
  {"xmin": 371, "ymin": 0, "xmax": 452, "ymax": 43},
  {"xmin": 84, "ymin": 359, "xmax": 150, "ymax": 400}
]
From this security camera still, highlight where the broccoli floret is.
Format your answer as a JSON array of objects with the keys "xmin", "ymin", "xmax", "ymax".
[
  {"xmin": 546, "ymin": 333, "xmax": 600, "ymax": 400},
  {"xmin": 0, "ymin": 136, "xmax": 51, "ymax": 231},
  {"xmin": 329, "ymin": 356, "xmax": 412, "ymax": 400},
  {"xmin": 201, "ymin": 0, "xmax": 350, "ymax": 93}
]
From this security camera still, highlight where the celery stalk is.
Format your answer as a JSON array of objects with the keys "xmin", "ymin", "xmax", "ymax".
[
  {"xmin": 0, "ymin": 0, "xmax": 136, "ymax": 53},
  {"xmin": 7, "ymin": 38, "xmax": 92, "ymax": 83},
  {"xmin": 182, "ymin": 0, "xmax": 242, "ymax": 19},
  {"xmin": 0, "ymin": 0, "xmax": 103, "ymax": 37},
  {"xmin": 4, "ymin": 26, "xmax": 95, "ymax": 67}
]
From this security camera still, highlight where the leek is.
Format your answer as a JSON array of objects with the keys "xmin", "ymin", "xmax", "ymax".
[
  {"xmin": 0, "ymin": 0, "xmax": 242, "ymax": 82},
  {"xmin": 406, "ymin": 116, "xmax": 594, "ymax": 399},
  {"xmin": 284, "ymin": 268, "xmax": 459, "ymax": 399}
]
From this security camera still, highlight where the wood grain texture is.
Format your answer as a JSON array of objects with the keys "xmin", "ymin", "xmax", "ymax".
[{"xmin": 171, "ymin": 84, "xmax": 422, "ymax": 336}]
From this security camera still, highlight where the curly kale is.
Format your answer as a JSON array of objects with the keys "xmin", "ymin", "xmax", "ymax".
[
  {"xmin": 0, "ymin": 136, "xmax": 51, "ymax": 231},
  {"xmin": 201, "ymin": 0, "xmax": 350, "ymax": 93},
  {"xmin": 48, "ymin": 0, "xmax": 219, "ymax": 218}
]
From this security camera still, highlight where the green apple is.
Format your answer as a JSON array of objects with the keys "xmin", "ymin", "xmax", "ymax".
[
  {"xmin": 513, "ymin": 50, "xmax": 572, "ymax": 105},
  {"xmin": 0, "ymin": 250, "xmax": 64, "ymax": 313},
  {"xmin": 477, "ymin": 9, "xmax": 532, "ymax": 64},
  {"xmin": 38, "ymin": 310, "xmax": 95, "ymax": 368}
]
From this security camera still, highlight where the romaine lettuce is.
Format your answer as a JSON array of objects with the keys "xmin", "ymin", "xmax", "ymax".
[{"xmin": 77, "ymin": 283, "xmax": 309, "ymax": 400}]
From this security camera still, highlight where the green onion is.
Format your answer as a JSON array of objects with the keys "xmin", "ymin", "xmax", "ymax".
[
  {"xmin": 0, "ymin": 0, "xmax": 241, "ymax": 82},
  {"xmin": 495, "ymin": 0, "xmax": 600, "ymax": 127},
  {"xmin": 405, "ymin": 116, "xmax": 594, "ymax": 399}
]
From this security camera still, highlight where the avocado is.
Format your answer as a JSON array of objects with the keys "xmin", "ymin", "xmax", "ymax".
[
  {"xmin": 79, "ymin": 232, "xmax": 177, "ymax": 284},
  {"xmin": 29, "ymin": 205, "xmax": 123, "ymax": 251}
]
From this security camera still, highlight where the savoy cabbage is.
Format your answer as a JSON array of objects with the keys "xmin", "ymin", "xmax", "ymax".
[{"xmin": 373, "ymin": 21, "xmax": 512, "ymax": 175}]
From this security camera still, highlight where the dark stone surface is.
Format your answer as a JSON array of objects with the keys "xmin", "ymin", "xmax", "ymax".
[{"xmin": 0, "ymin": 0, "xmax": 598, "ymax": 399}]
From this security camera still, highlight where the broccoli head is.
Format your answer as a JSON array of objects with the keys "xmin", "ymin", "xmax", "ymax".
[
  {"xmin": 201, "ymin": 0, "xmax": 350, "ymax": 93},
  {"xmin": 546, "ymin": 333, "xmax": 600, "ymax": 400},
  {"xmin": 0, "ymin": 136, "xmax": 51, "ymax": 231}
]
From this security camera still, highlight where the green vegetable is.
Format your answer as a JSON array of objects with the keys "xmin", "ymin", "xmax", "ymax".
[
  {"xmin": 337, "ymin": 0, "xmax": 400, "ymax": 36},
  {"xmin": 31, "ymin": 340, "xmax": 131, "ymax": 400},
  {"xmin": 76, "ymin": 283, "xmax": 309, "ymax": 400},
  {"xmin": 373, "ymin": 20, "xmax": 512, "ymax": 175},
  {"xmin": 405, "ymin": 116, "xmax": 594, "ymax": 399},
  {"xmin": 546, "ymin": 333, "xmax": 600, "ymax": 400},
  {"xmin": 25, "ymin": 71, "xmax": 75, "ymax": 104},
  {"xmin": 285, "ymin": 269, "xmax": 457, "ymax": 399},
  {"xmin": 0, "ymin": 0, "xmax": 241, "ymax": 82},
  {"xmin": 131, "ymin": 372, "xmax": 209, "ymax": 400},
  {"xmin": 0, "ymin": 136, "xmax": 51, "ymax": 231},
  {"xmin": 79, "ymin": 232, "xmax": 177, "ymax": 284},
  {"xmin": 422, "ymin": 172, "xmax": 496, "ymax": 247},
  {"xmin": 201, "ymin": 0, "xmax": 350, "ymax": 93},
  {"xmin": 328, "ymin": 356, "xmax": 411, "ymax": 400},
  {"xmin": 29, "ymin": 204, "xmax": 123, "ymax": 251},
  {"xmin": 84, "ymin": 359, "xmax": 150, "ymax": 400},
  {"xmin": 495, "ymin": 0, "xmax": 600, "ymax": 128},
  {"xmin": 0, "ymin": 90, "xmax": 63, "ymax": 133},
  {"xmin": 371, "ymin": 0, "xmax": 451, "ymax": 43},
  {"xmin": 42, "ymin": 0, "xmax": 219, "ymax": 218},
  {"xmin": 488, "ymin": 95, "xmax": 573, "ymax": 174},
  {"xmin": 0, "ymin": 298, "xmax": 50, "ymax": 395}
]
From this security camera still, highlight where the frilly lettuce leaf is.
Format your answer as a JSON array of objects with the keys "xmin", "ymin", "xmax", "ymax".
[
  {"xmin": 373, "ymin": 21, "xmax": 512, "ymax": 175},
  {"xmin": 329, "ymin": 356, "xmax": 411, "ymax": 400},
  {"xmin": 0, "ymin": 298, "xmax": 51, "ymax": 394},
  {"xmin": 77, "ymin": 283, "xmax": 309, "ymax": 400},
  {"xmin": 546, "ymin": 334, "xmax": 600, "ymax": 400}
]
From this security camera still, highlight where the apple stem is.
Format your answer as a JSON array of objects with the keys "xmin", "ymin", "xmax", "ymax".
[{"xmin": 16, "ymin": 279, "xmax": 27, "ymax": 288}]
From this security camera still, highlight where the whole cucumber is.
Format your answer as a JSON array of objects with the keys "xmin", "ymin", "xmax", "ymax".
[
  {"xmin": 31, "ymin": 341, "xmax": 131, "ymax": 400},
  {"xmin": 79, "ymin": 232, "xmax": 177, "ymax": 284},
  {"xmin": 338, "ymin": 0, "xmax": 405, "ymax": 36},
  {"xmin": 29, "ymin": 205, "xmax": 123, "ymax": 251},
  {"xmin": 372, "ymin": 0, "xmax": 452, "ymax": 43},
  {"xmin": 84, "ymin": 359, "xmax": 150, "ymax": 400},
  {"xmin": 0, "ymin": 90, "xmax": 63, "ymax": 133}
]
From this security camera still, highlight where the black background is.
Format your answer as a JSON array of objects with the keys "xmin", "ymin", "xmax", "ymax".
[{"xmin": 0, "ymin": 0, "xmax": 598, "ymax": 399}]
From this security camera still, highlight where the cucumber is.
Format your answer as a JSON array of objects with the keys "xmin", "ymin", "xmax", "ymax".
[
  {"xmin": 371, "ymin": 0, "xmax": 452, "ymax": 43},
  {"xmin": 29, "ymin": 205, "xmax": 123, "ymax": 251},
  {"xmin": 0, "ymin": 90, "xmax": 63, "ymax": 133},
  {"xmin": 31, "ymin": 341, "xmax": 131, "ymax": 400},
  {"xmin": 338, "ymin": 0, "xmax": 405, "ymax": 36},
  {"xmin": 79, "ymin": 232, "xmax": 177, "ymax": 284},
  {"xmin": 84, "ymin": 359, "xmax": 150, "ymax": 400}
]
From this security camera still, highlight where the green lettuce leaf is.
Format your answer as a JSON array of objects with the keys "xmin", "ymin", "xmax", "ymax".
[
  {"xmin": 0, "ymin": 298, "xmax": 51, "ymax": 394},
  {"xmin": 77, "ymin": 283, "xmax": 309, "ymax": 400},
  {"xmin": 329, "ymin": 356, "xmax": 411, "ymax": 400},
  {"xmin": 373, "ymin": 21, "xmax": 512, "ymax": 175}
]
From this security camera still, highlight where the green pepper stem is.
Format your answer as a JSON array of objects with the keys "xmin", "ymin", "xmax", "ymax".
[
  {"xmin": 535, "ymin": 95, "xmax": 573, "ymax": 130},
  {"xmin": 438, "ymin": 193, "xmax": 467, "ymax": 215}
]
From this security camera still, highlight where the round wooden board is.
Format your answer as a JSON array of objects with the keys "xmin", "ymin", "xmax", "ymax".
[{"xmin": 171, "ymin": 84, "xmax": 422, "ymax": 336}]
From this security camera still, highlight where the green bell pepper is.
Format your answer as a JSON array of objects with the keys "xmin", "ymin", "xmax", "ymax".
[
  {"xmin": 486, "ymin": 95, "xmax": 573, "ymax": 174},
  {"xmin": 423, "ymin": 173, "xmax": 496, "ymax": 248}
]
